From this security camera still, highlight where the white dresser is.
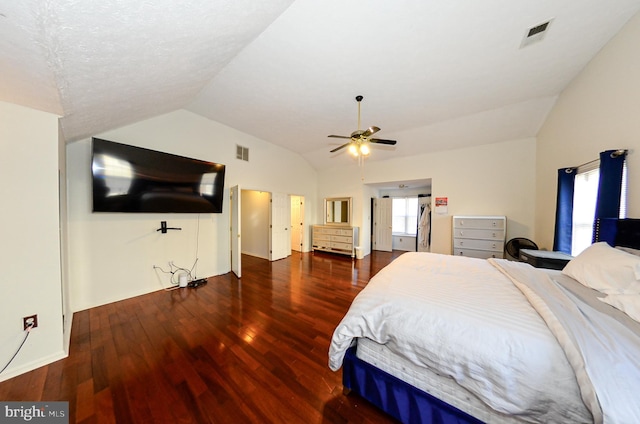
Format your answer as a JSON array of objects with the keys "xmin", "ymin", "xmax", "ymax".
[
  {"xmin": 312, "ymin": 225, "xmax": 359, "ymax": 258},
  {"xmin": 452, "ymin": 216, "xmax": 506, "ymax": 259}
]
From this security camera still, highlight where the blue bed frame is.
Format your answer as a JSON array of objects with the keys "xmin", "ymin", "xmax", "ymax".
[
  {"xmin": 343, "ymin": 346, "xmax": 484, "ymax": 424},
  {"xmin": 342, "ymin": 218, "xmax": 640, "ymax": 424}
]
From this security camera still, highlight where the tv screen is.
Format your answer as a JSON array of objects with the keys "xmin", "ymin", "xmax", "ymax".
[{"xmin": 91, "ymin": 138, "xmax": 226, "ymax": 213}]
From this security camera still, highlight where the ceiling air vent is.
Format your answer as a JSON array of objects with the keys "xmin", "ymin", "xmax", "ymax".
[
  {"xmin": 236, "ymin": 144, "xmax": 249, "ymax": 161},
  {"xmin": 520, "ymin": 19, "xmax": 553, "ymax": 48}
]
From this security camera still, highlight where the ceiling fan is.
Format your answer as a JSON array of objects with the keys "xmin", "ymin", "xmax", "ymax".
[{"xmin": 328, "ymin": 95, "xmax": 397, "ymax": 157}]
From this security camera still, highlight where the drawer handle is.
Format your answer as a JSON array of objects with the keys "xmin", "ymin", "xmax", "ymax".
[{"xmin": 460, "ymin": 241, "xmax": 463, "ymax": 245}]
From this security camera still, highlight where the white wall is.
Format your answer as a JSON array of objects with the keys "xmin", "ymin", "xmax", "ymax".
[
  {"xmin": 392, "ymin": 236, "xmax": 416, "ymax": 252},
  {"xmin": 0, "ymin": 101, "xmax": 66, "ymax": 381},
  {"xmin": 67, "ymin": 109, "xmax": 317, "ymax": 311},
  {"xmin": 317, "ymin": 171, "xmax": 375, "ymax": 258},
  {"xmin": 318, "ymin": 137, "xmax": 537, "ymax": 256},
  {"xmin": 535, "ymin": 12, "xmax": 640, "ymax": 249}
]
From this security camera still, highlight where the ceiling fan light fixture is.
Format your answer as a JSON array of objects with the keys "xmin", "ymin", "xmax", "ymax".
[
  {"xmin": 348, "ymin": 143, "xmax": 359, "ymax": 157},
  {"xmin": 327, "ymin": 95, "xmax": 397, "ymax": 163},
  {"xmin": 360, "ymin": 142, "xmax": 370, "ymax": 156}
]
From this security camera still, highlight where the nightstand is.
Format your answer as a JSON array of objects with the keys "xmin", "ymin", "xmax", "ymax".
[{"xmin": 519, "ymin": 249, "xmax": 573, "ymax": 270}]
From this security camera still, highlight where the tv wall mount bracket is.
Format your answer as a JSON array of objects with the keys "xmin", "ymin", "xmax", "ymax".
[{"xmin": 157, "ymin": 221, "xmax": 182, "ymax": 234}]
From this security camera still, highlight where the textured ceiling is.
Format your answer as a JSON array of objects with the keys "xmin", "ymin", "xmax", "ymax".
[{"xmin": 2, "ymin": 0, "xmax": 640, "ymax": 170}]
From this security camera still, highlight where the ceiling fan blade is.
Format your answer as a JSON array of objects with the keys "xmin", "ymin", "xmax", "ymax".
[
  {"xmin": 328, "ymin": 135, "xmax": 352, "ymax": 139},
  {"xmin": 330, "ymin": 143, "xmax": 351, "ymax": 153},
  {"xmin": 361, "ymin": 126, "xmax": 380, "ymax": 138},
  {"xmin": 370, "ymin": 138, "xmax": 397, "ymax": 145}
]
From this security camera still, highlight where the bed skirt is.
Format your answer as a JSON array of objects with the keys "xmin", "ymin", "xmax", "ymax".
[{"xmin": 342, "ymin": 346, "xmax": 485, "ymax": 424}]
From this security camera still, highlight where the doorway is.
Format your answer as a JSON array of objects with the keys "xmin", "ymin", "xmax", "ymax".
[
  {"xmin": 367, "ymin": 179, "xmax": 432, "ymax": 254},
  {"xmin": 232, "ymin": 190, "xmax": 303, "ymax": 275},
  {"xmin": 290, "ymin": 195, "xmax": 305, "ymax": 253}
]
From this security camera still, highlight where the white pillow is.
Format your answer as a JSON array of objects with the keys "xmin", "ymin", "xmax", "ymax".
[
  {"xmin": 562, "ymin": 242, "xmax": 640, "ymax": 294},
  {"xmin": 600, "ymin": 294, "xmax": 640, "ymax": 323}
]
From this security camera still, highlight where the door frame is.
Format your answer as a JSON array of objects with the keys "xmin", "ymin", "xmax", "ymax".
[{"xmin": 230, "ymin": 185, "xmax": 241, "ymax": 278}]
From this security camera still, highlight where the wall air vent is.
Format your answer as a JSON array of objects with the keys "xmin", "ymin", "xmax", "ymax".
[
  {"xmin": 520, "ymin": 19, "xmax": 553, "ymax": 49},
  {"xmin": 236, "ymin": 144, "xmax": 249, "ymax": 161}
]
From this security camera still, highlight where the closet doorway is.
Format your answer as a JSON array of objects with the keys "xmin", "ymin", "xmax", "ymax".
[{"xmin": 368, "ymin": 179, "xmax": 432, "ymax": 253}]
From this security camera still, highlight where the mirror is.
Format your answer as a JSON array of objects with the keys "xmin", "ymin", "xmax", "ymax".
[{"xmin": 325, "ymin": 197, "xmax": 352, "ymax": 226}]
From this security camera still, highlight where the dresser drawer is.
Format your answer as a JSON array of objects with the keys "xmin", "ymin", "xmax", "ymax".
[
  {"xmin": 453, "ymin": 238, "xmax": 503, "ymax": 252},
  {"xmin": 453, "ymin": 217, "xmax": 505, "ymax": 230},
  {"xmin": 332, "ymin": 235, "xmax": 352, "ymax": 243},
  {"xmin": 314, "ymin": 227, "xmax": 338, "ymax": 235},
  {"xmin": 453, "ymin": 248, "xmax": 503, "ymax": 259},
  {"xmin": 335, "ymin": 228, "xmax": 354, "ymax": 236},
  {"xmin": 331, "ymin": 242, "xmax": 353, "ymax": 251},
  {"xmin": 453, "ymin": 228, "xmax": 504, "ymax": 241},
  {"xmin": 313, "ymin": 233, "xmax": 331, "ymax": 242}
]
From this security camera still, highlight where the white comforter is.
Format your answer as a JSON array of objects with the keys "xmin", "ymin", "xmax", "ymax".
[
  {"xmin": 493, "ymin": 258, "xmax": 640, "ymax": 424},
  {"xmin": 329, "ymin": 252, "xmax": 640, "ymax": 423}
]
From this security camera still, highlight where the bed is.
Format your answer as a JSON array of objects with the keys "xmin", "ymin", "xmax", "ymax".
[{"xmin": 329, "ymin": 218, "xmax": 640, "ymax": 424}]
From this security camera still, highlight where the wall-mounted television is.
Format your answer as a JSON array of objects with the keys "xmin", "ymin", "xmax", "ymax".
[{"xmin": 91, "ymin": 138, "xmax": 226, "ymax": 213}]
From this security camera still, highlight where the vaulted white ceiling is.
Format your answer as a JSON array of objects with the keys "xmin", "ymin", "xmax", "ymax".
[{"xmin": 2, "ymin": 0, "xmax": 639, "ymax": 169}]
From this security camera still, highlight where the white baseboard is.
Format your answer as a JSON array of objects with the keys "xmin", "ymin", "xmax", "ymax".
[{"xmin": 0, "ymin": 350, "xmax": 67, "ymax": 383}]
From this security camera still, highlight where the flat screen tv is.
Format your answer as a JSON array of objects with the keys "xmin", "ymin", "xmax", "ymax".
[{"xmin": 91, "ymin": 138, "xmax": 226, "ymax": 213}]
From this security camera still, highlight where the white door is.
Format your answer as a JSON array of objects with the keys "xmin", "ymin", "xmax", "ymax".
[
  {"xmin": 290, "ymin": 196, "xmax": 304, "ymax": 252},
  {"xmin": 230, "ymin": 185, "xmax": 241, "ymax": 278},
  {"xmin": 374, "ymin": 198, "xmax": 393, "ymax": 252},
  {"xmin": 270, "ymin": 192, "xmax": 290, "ymax": 261}
]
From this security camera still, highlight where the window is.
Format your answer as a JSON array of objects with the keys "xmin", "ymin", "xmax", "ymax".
[
  {"xmin": 571, "ymin": 160, "xmax": 627, "ymax": 256},
  {"xmin": 571, "ymin": 165, "xmax": 599, "ymax": 256},
  {"xmin": 392, "ymin": 197, "xmax": 418, "ymax": 235}
]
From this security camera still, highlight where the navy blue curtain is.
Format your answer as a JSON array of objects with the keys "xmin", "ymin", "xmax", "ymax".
[
  {"xmin": 553, "ymin": 168, "xmax": 576, "ymax": 253},
  {"xmin": 592, "ymin": 150, "xmax": 626, "ymax": 241}
]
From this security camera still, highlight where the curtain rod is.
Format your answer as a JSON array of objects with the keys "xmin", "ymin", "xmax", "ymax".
[{"xmin": 564, "ymin": 149, "xmax": 627, "ymax": 173}]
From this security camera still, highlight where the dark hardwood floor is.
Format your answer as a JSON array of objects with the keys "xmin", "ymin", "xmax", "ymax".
[{"xmin": 0, "ymin": 250, "xmax": 406, "ymax": 423}]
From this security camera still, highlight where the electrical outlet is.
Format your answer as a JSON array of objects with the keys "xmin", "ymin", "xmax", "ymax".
[{"xmin": 23, "ymin": 314, "xmax": 38, "ymax": 330}]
